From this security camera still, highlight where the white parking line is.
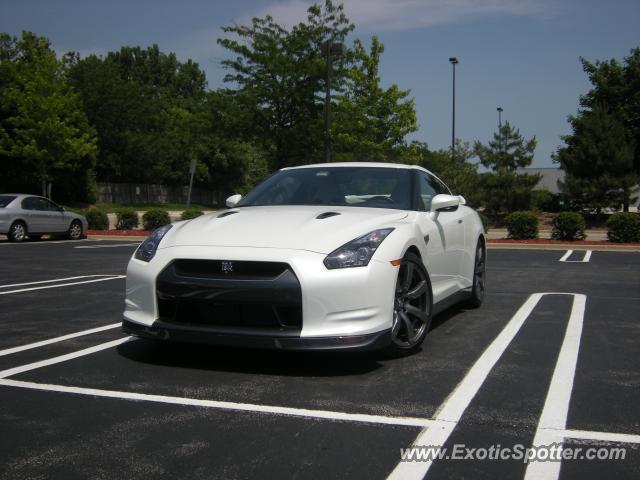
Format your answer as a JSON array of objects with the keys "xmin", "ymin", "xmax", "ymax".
[
  {"xmin": 560, "ymin": 428, "xmax": 640, "ymax": 444},
  {"xmin": 0, "ymin": 378, "xmax": 434, "ymax": 428},
  {"xmin": 524, "ymin": 296, "xmax": 587, "ymax": 480},
  {"xmin": 559, "ymin": 250, "xmax": 592, "ymax": 262},
  {"xmin": 387, "ymin": 293, "xmax": 586, "ymax": 480},
  {"xmin": 75, "ymin": 243, "xmax": 140, "ymax": 249},
  {"xmin": 0, "ymin": 275, "xmax": 121, "ymax": 289},
  {"xmin": 0, "ymin": 337, "xmax": 131, "ymax": 379},
  {"xmin": 0, "ymin": 323, "xmax": 121, "ymax": 357},
  {"xmin": 0, "ymin": 275, "xmax": 125, "ymax": 295}
]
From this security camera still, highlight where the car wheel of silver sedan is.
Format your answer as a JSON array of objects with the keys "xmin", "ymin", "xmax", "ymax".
[
  {"xmin": 385, "ymin": 252, "xmax": 433, "ymax": 357},
  {"xmin": 68, "ymin": 220, "xmax": 83, "ymax": 240},
  {"xmin": 8, "ymin": 221, "xmax": 27, "ymax": 242}
]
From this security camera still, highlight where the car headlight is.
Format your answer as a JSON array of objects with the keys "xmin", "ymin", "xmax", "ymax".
[
  {"xmin": 134, "ymin": 224, "xmax": 173, "ymax": 262},
  {"xmin": 323, "ymin": 228, "xmax": 394, "ymax": 269}
]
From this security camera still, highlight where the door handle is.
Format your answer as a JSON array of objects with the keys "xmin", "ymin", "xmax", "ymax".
[{"xmin": 458, "ymin": 219, "xmax": 463, "ymax": 224}]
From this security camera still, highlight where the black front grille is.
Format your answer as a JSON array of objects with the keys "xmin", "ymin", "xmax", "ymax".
[
  {"xmin": 173, "ymin": 259, "xmax": 289, "ymax": 280},
  {"xmin": 156, "ymin": 260, "xmax": 302, "ymax": 331}
]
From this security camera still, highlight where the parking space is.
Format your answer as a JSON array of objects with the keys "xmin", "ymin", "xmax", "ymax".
[{"xmin": 0, "ymin": 241, "xmax": 638, "ymax": 479}]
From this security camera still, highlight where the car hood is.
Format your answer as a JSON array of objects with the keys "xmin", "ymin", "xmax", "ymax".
[{"xmin": 163, "ymin": 205, "xmax": 408, "ymax": 254}]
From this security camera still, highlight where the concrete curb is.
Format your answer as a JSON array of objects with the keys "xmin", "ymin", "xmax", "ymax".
[{"xmin": 487, "ymin": 243, "xmax": 640, "ymax": 252}]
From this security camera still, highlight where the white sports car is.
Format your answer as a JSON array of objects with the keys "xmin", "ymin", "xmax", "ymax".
[{"xmin": 123, "ymin": 163, "xmax": 486, "ymax": 355}]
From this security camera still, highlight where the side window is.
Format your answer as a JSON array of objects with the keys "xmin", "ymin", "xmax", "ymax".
[
  {"xmin": 21, "ymin": 197, "xmax": 39, "ymax": 210},
  {"xmin": 417, "ymin": 173, "xmax": 438, "ymax": 211},
  {"xmin": 42, "ymin": 199, "xmax": 60, "ymax": 212},
  {"xmin": 432, "ymin": 176, "xmax": 452, "ymax": 195}
]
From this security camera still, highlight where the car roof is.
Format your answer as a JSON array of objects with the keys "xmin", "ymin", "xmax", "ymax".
[{"xmin": 282, "ymin": 162, "xmax": 433, "ymax": 174}]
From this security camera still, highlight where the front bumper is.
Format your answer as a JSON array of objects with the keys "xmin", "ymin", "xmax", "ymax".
[
  {"xmin": 123, "ymin": 245, "xmax": 398, "ymax": 347},
  {"xmin": 122, "ymin": 319, "xmax": 391, "ymax": 351}
]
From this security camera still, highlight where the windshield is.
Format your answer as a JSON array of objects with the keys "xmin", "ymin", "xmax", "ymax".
[
  {"xmin": 238, "ymin": 167, "xmax": 412, "ymax": 210},
  {"xmin": 0, "ymin": 195, "xmax": 17, "ymax": 208}
]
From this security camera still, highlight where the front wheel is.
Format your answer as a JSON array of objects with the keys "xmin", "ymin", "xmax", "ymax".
[
  {"xmin": 68, "ymin": 220, "xmax": 83, "ymax": 240},
  {"xmin": 384, "ymin": 252, "xmax": 433, "ymax": 357},
  {"xmin": 466, "ymin": 238, "xmax": 486, "ymax": 308},
  {"xmin": 8, "ymin": 221, "xmax": 27, "ymax": 242}
]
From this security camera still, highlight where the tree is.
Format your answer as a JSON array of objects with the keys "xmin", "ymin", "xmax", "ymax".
[
  {"xmin": 555, "ymin": 49, "xmax": 640, "ymax": 212},
  {"xmin": 474, "ymin": 122, "xmax": 539, "ymax": 215},
  {"xmin": 0, "ymin": 31, "xmax": 97, "ymax": 202},
  {"xmin": 411, "ymin": 139, "xmax": 482, "ymax": 207},
  {"xmin": 332, "ymin": 36, "xmax": 417, "ymax": 162},
  {"xmin": 217, "ymin": 0, "xmax": 353, "ymax": 170},
  {"xmin": 555, "ymin": 105, "xmax": 637, "ymax": 212},
  {"xmin": 65, "ymin": 45, "xmax": 208, "ymax": 185}
]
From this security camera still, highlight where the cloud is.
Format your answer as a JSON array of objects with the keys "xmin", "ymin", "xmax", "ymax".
[{"xmin": 253, "ymin": 0, "xmax": 548, "ymax": 31}]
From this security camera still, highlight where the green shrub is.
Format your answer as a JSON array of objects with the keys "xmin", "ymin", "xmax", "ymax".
[
  {"xmin": 181, "ymin": 208, "xmax": 204, "ymax": 221},
  {"xmin": 478, "ymin": 212, "xmax": 491, "ymax": 233},
  {"xmin": 142, "ymin": 208, "xmax": 170, "ymax": 231},
  {"xmin": 85, "ymin": 209, "xmax": 109, "ymax": 230},
  {"xmin": 607, "ymin": 212, "xmax": 640, "ymax": 242},
  {"xmin": 551, "ymin": 212, "xmax": 586, "ymax": 241},
  {"xmin": 505, "ymin": 211, "xmax": 539, "ymax": 239},
  {"xmin": 115, "ymin": 208, "xmax": 139, "ymax": 230},
  {"xmin": 531, "ymin": 189, "xmax": 561, "ymax": 212}
]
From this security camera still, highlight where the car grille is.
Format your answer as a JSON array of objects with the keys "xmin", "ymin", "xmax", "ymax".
[{"xmin": 156, "ymin": 260, "xmax": 302, "ymax": 331}]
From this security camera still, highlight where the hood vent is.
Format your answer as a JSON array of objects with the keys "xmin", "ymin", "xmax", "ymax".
[
  {"xmin": 217, "ymin": 210, "xmax": 238, "ymax": 218},
  {"xmin": 316, "ymin": 211, "xmax": 341, "ymax": 220}
]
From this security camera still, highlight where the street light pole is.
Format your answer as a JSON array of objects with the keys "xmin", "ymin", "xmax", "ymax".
[
  {"xmin": 497, "ymin": 106, "xmax": 503, "ymax": 152},
  {"xmin": 322, "ymin": 40, "xmax": 344, "ymax": 163},
  {"xmin": 449, "ymin": 57, "xmax": 458, "ymax": 162}
]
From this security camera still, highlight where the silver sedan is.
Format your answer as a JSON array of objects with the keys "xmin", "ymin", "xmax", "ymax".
[{"xmin": 0, "ymin": 194, "xmax": 88, "ymax": 242}]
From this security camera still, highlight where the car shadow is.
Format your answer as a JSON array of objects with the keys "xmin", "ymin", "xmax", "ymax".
[
  {"xmin": 116, "ymin": 304, "xmax": 468, "ymax": 377},
  {"xmin": 116, "ymin": 338, "xmax": 386, "ymax": 377}
]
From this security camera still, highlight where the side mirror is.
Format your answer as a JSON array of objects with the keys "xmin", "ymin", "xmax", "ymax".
[
  {"xmin": 225, "ymin": 194, "xmax": 242, "ymax": 208},
  {"xmin": 430, "ymin": 194, "xmax": 460, "ymax": 219}
]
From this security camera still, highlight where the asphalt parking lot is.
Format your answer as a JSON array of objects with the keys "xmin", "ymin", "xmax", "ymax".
[{"xmin": 0, "ymin": 239, "xmax": 638, "ymax": 480}]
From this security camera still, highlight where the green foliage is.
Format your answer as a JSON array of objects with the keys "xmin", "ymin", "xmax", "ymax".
[
  {"xmin": 65, "ymin": 45, "xmax": 208, "ymax": 186},
  {"xmin": 531, "ymin": 189, "xmax": 561, "ymax": 212},
  {"xmin": 0, "ymin": 31, "xmax": 97, "ymax": 202},
  {"xmin": 85, "ymin": 208, "xmax": 109, "ymax": 230},
  {"xmin": 474, "ymin": 122, "xmax": 539, "ymax": 215},
  {"xmin": 606, "ymin": 212, "xmax": 640, "ymax": 242},
  {"xmin": 479, "ymin": 171, "xmax": 540, "ymax": 215},
  {"xmin": 217, "ymin": 0, "xmax": 353, "ymax": 169},
  {"xmin": 115, "ymin": 208, "xmax": 139, "ymax": 230},
  {"xmin": 142, "ymin": 208, "xmax": 170, "ymax": 230},
  {"xmin": 332, "ymin": 36, "xmax": 417, "ymax": 161},
  {"xmin": 505, "ymin": 211, "xmax": 539, "ymax": 240},
  {"xmin": 474, "ymin": 122, "xmax": 537, "ymax": 173},
  {"xmin": 478, "ymin": 213, "xmax": 491, "ymax": 233},
  {"xmin": 555, "ymin": 105, "xmax": 637, "ymax": 213},
  {"xmin": 181, "ymin": 208, "xmax": 204, "ymax": 221},
  {"xmin": 412, "ymin": 140, "xmax": 483, "ymax": 207},
  {"xmin": 551, "ymin": 212, "xmax": 586, "ymax": 241}
]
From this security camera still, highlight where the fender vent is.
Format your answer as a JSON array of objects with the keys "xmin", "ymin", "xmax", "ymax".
[
  {"xmin": 217, "ymin": 211, "xmax": 238, "ymax": 218},
  {"xmin": 316, "ymin": 211, "xmax": 341, "ymax": 219}
]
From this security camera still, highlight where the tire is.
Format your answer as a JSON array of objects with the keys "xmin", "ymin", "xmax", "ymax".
[
  {"xmin": 8, "ymin": 221, "xmax": 27, "ymax": 242},
  {"xmin": 68, "ymin": 220, "xmax": 83, "ymax": 240},
  {"xmin": 384, "ymin": 252, "xmax": 433, "ymax": 357},
  {"xmin": 466, "ymin": 238, "xmax": 486, "ymax": 308}
]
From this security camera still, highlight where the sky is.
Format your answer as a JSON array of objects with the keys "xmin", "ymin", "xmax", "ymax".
[{"xmin": 1, "ymin": 0, "xmax": 639, "ymax": 167}]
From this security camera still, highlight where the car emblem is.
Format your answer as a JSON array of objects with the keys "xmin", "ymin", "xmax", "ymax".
[{"xmin": 221, "ymin": 261, "xmax": 234, "ymax": 274}]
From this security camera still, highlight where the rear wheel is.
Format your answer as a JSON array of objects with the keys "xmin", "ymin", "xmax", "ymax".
[
  {"xmin": 68, "ymin": 220, "xmax": 83, "ymax": 240},
  {"xmin": 466, "ymin": 238, "xmax": 486, "ymax": 308},
  {"xmin": 384, "ymin": 252, "xmax": 433, "ymax": 357},
  {"xmin": 8, "ymin": 221, "xmax": 27, "ymax": 242}
]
